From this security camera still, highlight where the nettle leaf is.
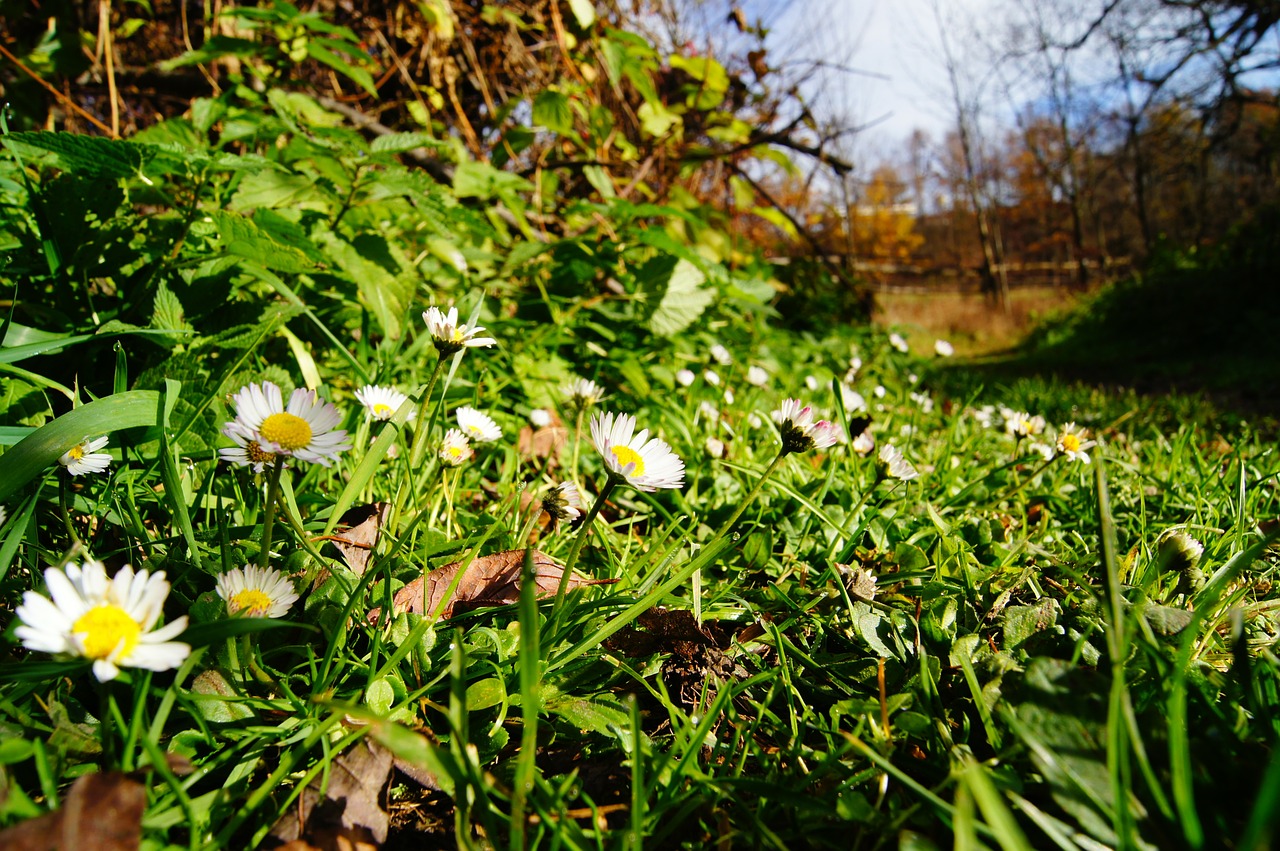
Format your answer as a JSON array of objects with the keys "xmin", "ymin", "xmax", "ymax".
[
  {"xmin": 210, "ymin": 209, "xmax": 315, "ymax": 273},
  {"xmin": 370, "ymin": 132, "xmax": 449, "ymax": 156},
  {"xmin": 3, "ymin": 132, "xmax": 146, "ymax": 178},
  {"xmin": 637, "ymin": 255, "xmax": 714, "ymax": 337},
  {"xmin": 317, "ymin": 232, "xmax": 415, "ymax": 340},
  {"xmin": 532, "ymin": 89, "xmax": 574, "ymax": 135},
  {"xmin": 230, "ymin": 169, "xmax": 332, "ymax": 211},
  {"xmin": 151, "ymin": 281, "xmax": 193, "ymax": 339},
  {"xmin": 566, "ymin": 0, "xmax": 596, "ymax": 29}
]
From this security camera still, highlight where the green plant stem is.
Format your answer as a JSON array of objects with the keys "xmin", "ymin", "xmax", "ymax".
[
  {"xmin": 257, "ymin": 455, "xmax": 287, "ymax": 570},
  {"xmin": 406, "ymin": 353, "xmax": 449, "ymax": 469},
  {"xmin": 553, "ymin": 473, "xmax": 620, "ymax": 616},
  {"xmin": 58, "ymin": 474, "xmax": 81, "ymax": 545},
  {"xmin": 710, "ymin": 450, "xmax": 786, "ymax": 540},
  {"xmin": 571, "ymin": 406, "xmax": 586, "ymax": 483},
  {"xmin": 993, "ymin": 454, "xmax": 1059, "ymax": 505},
  {"xmin": 97, "ymin": 683, "xmax": 116, "ymax": 770},
  {"xmin": 240, "ymin": 632, "xmax": 271, "ymax": 684}
]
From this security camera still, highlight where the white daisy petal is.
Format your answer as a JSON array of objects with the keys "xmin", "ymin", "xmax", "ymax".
[{"xmin": 590, "ymin": 411, "xmax": 685, "ymax": 492}]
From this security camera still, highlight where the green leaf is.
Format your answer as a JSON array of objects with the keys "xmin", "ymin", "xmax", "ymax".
[
  {"xmin": 532, "ymin": 89, "xmax": 575, "ymax": 135},
  {"xmin": 3, "ymin": 132, "xmax": 146, "ymax": 178},
  {"xmin": 370, "ymin": 132, "xmax": 448, "ymax": 155},
  {"xmin": 230, "ymin": 169, "xmax": 330, "ymax": 211},
  {"xmin": 210, "ymin": 209, "xmax": 315, "ymax": 273},
  {"xmin": 306, "ymin": 38, "xmax": 377, "ymax": 98},
  {"xmin": 0, "ymin": 390, "xmax": 161, "ymax": 503},
  {"xmin": 637, "ymin": 255, "xmax": 714, "ymax": 337},
  {"xmin": 151, "ymin": 281, "xmax": 193, "ymax": 339},
  {"xmin": 453, "ymin": 160, "xmax": 534, "ymax": 200},
  {"xmin": 637, "ymin": 101, "xmax": 680, "ymax": 138},
  {"xmin": 566, "ymin": 0, "xmax": 596, "ymax": 28},
  {"xmin": 317, "ymin": 232, "xmax": 415, "ymax": 339},
  {"xmin": 545, "ymin": 693, "xmax": 629, "ymax": 736}
]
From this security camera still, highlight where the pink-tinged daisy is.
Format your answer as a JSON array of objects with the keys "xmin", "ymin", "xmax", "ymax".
[
  {"xmin": 1055, "ymin": 423, "xmax": 1097, "ymax": 463},
  {"xmin": 422, "ymin": 306, "xmax": 496, "ymax": 354},
  {"xmin": 590, "ymin": 411, "xmax": 685, "ymax": 492},
  {"xmin": 439, "ymin": 429, "xmax": 473, "ymax": 466},
  {"xmin": 455, "ymin": 406, "xmax": 502, "ymax": 443},
  {"xmin": 851, "ymin": 430, "xmax": 876, "ymax": 457},
  {"xmin": 355, "ymin": 385, "xmax": 413, "ymax": 422},
  {"xmin": 772, "ymin": 398, "xmax": 841, "ymax": 455},
  {"xmin": 216, "ymin": 565, "xmax": 299, "ymax": 619},
  {"xmin": 59, "ymin": 436, "xmax": 111, "ymax": 477},
  {"xmin": 15, "ymin": 560, "xmax": 190, "ymax": 682},
  {"xmin": 223, "ymin": 382, "xmax": 351, "ymax": 467}
]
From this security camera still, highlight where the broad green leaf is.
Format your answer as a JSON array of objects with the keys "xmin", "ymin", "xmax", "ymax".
[
  {"xmin": 230, "ymin": 169, "xmax": 331, "ymax": 211},
  {"xmin": 532, "ymin": 89, "xmax": 574, "ymax": 135},
  {"xmin": 0, "ymin": 390, "xmax": 161, "ymax": 502},
  {"xmin": 210, "ymin": 209, "xmax": 314, "ymax": 273},
  {"xmin": 637, "ymin": 101, "xmax": 680, "ymax": 138},
  {"xmin": 453, "ymin": 160, "xmax": 534, "ymax": 200},
  {"xmin": 3, "ymin": 132, "xmax": 146, "ymax": 178},
  {"xmin": 370, "ymin": 132, "xmax": 448, "ymax": 155},
  {"xmin": 637, "ymin": 255, "xmax": 714, "ymax": 337},
  {"xmin": 317, "ymin": 232, "xmax": 415, "ymax": 339}
]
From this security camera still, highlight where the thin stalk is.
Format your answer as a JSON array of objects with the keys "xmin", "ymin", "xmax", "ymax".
[
  {"xmin": 993, "ymin": 454, "xmax": 1058, "ymax": 505},
  {"xmin": 553, "ymin": 474, "xmax": 620, "ymax": 615},
  {"xmin": 571, "ymin": 406, "xmax": 586, "ymax": 483},
  {"xmin": 406, "ymin": 353, "xmax": 449, "ymax": 469},
  {"xmin": 710, "ymin": 450, "xmax": 786, "ymax": 540},
  {"xmin": 257, "ymin": 456, "xmax": 287, "ymax": 570}
]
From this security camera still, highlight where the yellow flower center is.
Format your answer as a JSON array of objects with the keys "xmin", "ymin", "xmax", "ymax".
[
  {"xmin": 73, "ymin": 604, "xmax": 141, "ymax": 661},
  {"xmin": 259, "ymin": 412, "xmax": 313, "ymax": 451},
  {"xmin": 372, "ymin": 403, "xmax": 393, "ymax": 419},
  {"xmin": 446, "ymin": 445, "xmax": 465, "ymax": 459},
  {"xmin": 67, "ymin": 444, "xmax": 86, "ymax": 461},
  {"xmin": 611, "ymin": 445, "xmax": 645, "ymax": 477},
  {"xmin": 1061, "ymin": 434, "xmax": 1081, "ymax": 453},
  {"xmin": 229, "ymin": 589, "xmax": 275, "ymax": 616}
]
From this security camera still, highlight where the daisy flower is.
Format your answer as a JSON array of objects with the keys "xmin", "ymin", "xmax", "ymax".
[
  {"xmin": 422, "ymin": 306, "xmax": 496, "ymax": 355},
  {"xmin": 530, "ymin": 408, "xmax": 553, "ymax": 428},
  {"xmin": 590, "ymin": 411, "xmax": 685, "ymax": 492},
  {"xmin": 841, "ymin": 386, "xmax": 867, "ymax": 412},
  {"xmin": 0, "ymin": 505, "xmax": 6, "ymax": 527},
  {"xmin": 224, "ymin": 382, "xmax": 351, "ymax": 467},
  {"xmin": 723, "ymin": 388, "xmax": 736, "ymax": 405},
  {"xmin": 439, "ymin": 429, "xmax": 473, "ymax": 466},
  {"xmin": 704, "ymin": 369, "xmax": 721, "ymax": 387},
  {"xmin": 1158, "ymin": 530, "xmax": 1204, "ymax": 573},
  {"xmin": 218, "ymin": 426, "xmax": 279, "ymax": 473},
  {"xmin": 878, "ymin": 444, "xmax": 919, "ymax": 481},
  {"xmin": 59, "ymin": 436, "xmax": 111, "ymax": 477},
  {"xmin": 804, "ymin": 375, "xmax": 819, "ymax": 391},
  {"xmin": 848, "ymin": 356, "xmax": 863, "ymax": 374},
  {"xmin": 697, "ymin": 401, "xmax": 720, "ymax": 424},
  {"xmin": 355, "ymin": 385, "xmax": 413, "ymax": 422},
  {"xmin": 1005, "ymin": 411, "xmax": 1046, "ymax": 439},
  {"xmin": 709, "ymin": 343, "xmax": 733, "ymax": 366},
  {"xmin": 541, "ymin": 481, "xmax": 582, "ymax": 525},
  {"xmin": 935, "ymin": 339, "xmax": 955, "ymax": 357},
  {"xmin": 889, "ymin": 332, "xmax": 909, "ymax": 354},
  {"xmin": 746, "ymin": 365, "xmax": 769, "ymax": 387},
  {"xmin": 772, "ymin": 398, "xmax": 841, "ymax": 455},
  {"xmin": 216, "ymin": 565, "xmax": 299, "ymax": 618},
  {"xmin": 706, "ymin": 436, "xmax": 726, "ymax": 459},
  {"xmin": 851, "ymin": 430, "xmax": 876, "ymax": 457},
  {"xmin": 15, "ymin": 560, "xmax": 190, "ymax": 682},
  {"xmin": 837, "ymin": 564, "xmax": 878, "ymax": 601},
  {"xmin": 1055, "ymin": 423, "xmax": 1097, "ymax": 463},
  {"xmin": 675, "ymin": 369, "xmax": 696, "ymax": 388},
  {"xmin": 563, "ymin": 378, "xmax": 604, "ymax": 409},
  {"xmin": 455, "ymin": 406, "xmax": 502, "ymax": 443}
]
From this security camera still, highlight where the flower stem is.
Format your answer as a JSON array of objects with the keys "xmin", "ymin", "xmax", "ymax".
[
  {"xmin": 553, "ymin": 474, "xmax": 619, "ymax": 616},
  {"xmin": 710, "ymin": 450, "xmax": 787, "ymax": 540},
  {"xmin": 258, "ymin": 455, "xmax": 286, "ymax": 571},
  {"xmin": 407, "ymin": 354, "xmax": 449, "ymax": 469},
  {"xmin": 995, "ymin": 454, "xmax": 1059, "ymax": 505},
  {"xmin": 571, "ymin": 406, "xmax": 586, "ymax": 483}
]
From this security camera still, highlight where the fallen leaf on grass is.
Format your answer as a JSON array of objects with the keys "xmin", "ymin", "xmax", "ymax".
[
  {"xmin": 0, "ymin": 771, "xmax": 144, "ymax": 851},
  {"xmin": 315, "ymin": 503, "xmax": 391, "ymax": 585},
  {"xmin": 517, "ymin": 418, "xmax": 567, "ymax": 463},
  {"xmin": 372, "ymin": 549, "xmax": 616, "ymax": 621},
  {"xmin": 270, "ymin": 739, "xmax": 392, "ymax": 851}
]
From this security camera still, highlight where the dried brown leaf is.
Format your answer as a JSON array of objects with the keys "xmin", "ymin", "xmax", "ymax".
[
  {"xmin": 326, "ymin": 502, "xmax": 391, "ymax": 577},
  {"xmin": 0, "ymin": 771, "xmax": 144, "ymax": 851},
  {"xmin": 516, "ymin": 421, "xmax": 567, "ymax": 462},
  {"xmin": 270, "ymin": 740, "xmax": 392, "ymax": 849},
  {"xmin": 376, "ymin": 549, "xmax": 616, "ymax": 621}
]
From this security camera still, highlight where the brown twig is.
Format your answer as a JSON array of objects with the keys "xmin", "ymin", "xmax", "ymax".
[{"xmin": 0, "ymin": 41, "xmax": 115, "ymax": 136}]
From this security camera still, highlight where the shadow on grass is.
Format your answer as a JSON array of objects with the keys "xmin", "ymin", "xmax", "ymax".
[{"xmin": 927, "ymin": 209, "xmax": 1280, "ymax": 417}]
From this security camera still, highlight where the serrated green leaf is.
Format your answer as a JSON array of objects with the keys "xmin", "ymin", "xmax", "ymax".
[
  {"xmin": 3, "ymin": 132, "xmax": 146, "ymax": 178},
  {"xmin": 638, "ymin": 255, "xmax": 713, "ymax": 337},
  {"xmin": 151, "ymin": 281, "xmax": 192, "ymax": 338},
  {"xmin": 532, "ymin": 89, "xmax": 574, "ymax": 135},
  {"xmin": 317, "ymin": 232, "xmax": 415, "ymax": 339},
  {"xmin": 229, "ymin": 169, "xmax": 330, "ymax": 211},
  {"xmin": 210, "ymin": 209, "xmax": 314, "ymax": 273},
  {"xmin": 370, "ymin": 132, "xmax": 447, "ymax": 155}
]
